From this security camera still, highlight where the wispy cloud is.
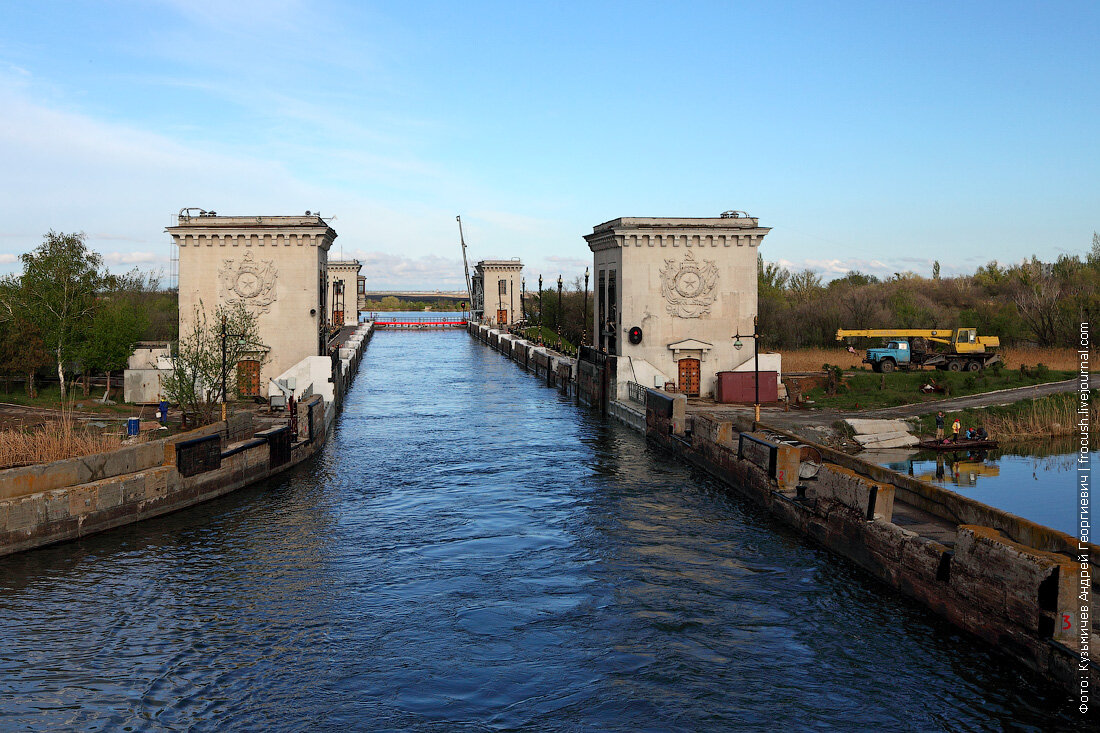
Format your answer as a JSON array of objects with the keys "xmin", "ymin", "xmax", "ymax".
[
  {"xmin": 353, "ymin": 251, "xmax": 466, "ymax": 289},
  {"xmin": 103, "ymin": 251, "xmax": 167, "ymax": 266}
]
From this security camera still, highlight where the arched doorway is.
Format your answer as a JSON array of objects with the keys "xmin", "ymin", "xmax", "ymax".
[{"xmin": 678, "ymin": 358, "xmax": 700, "ymax": 397}]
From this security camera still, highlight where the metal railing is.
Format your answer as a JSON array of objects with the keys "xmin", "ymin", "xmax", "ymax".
[{"xmin": 627, "ymin": 381, "xmax": 646, "ymax": 406}]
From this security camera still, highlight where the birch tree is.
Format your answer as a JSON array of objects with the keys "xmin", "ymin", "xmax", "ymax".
[{"xmin": 1, "ymin": 232, "xmax": 107, "ymax": 400}]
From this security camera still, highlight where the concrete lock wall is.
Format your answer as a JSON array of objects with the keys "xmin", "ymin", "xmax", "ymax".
[
  {"xmin": 651, "ymin": 408, "xmax": 1097, "ymax": 696},
  {"xmin": 464, "ymin": 320, "xmax": 1096, "ymax": 695},
  {"xmin": 0, "ymin": 413, "xmax": 257, "ymax": 557},
  {"xmin": 0, "ymin": 321, "xmax": 373, "ymax": 559}
]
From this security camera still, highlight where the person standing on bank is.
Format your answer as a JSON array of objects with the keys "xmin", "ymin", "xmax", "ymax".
[
  {"xmin": 936, "ymin": 411, "xmax": 945, "ymax": 440},
  {"xmin": 951, "ymin": 417, "xmax": 961, "ymax": 442}
]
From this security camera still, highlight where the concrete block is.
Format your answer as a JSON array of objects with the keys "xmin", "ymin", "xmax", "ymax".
[
  {"xmin": 46, "ymin": 490, "xmax": 71, "ymax": 522},
  {"xmin": 898, "ymin": 536, "xmax": 947, "ymax": 583},
  {"xmin": 812, "ymin": 466, "xmax": 894, "ymax": 522},
  {"xmin": 845, "ymin": 419, "xmax": 911, "ymax": 435},
  {"xmin": 7, "ymin": 495, "xmax": 46, "ymax": 532},
  {"xmin": 671, "ymin": 394, "xmax": 688, "ymax": 436},
  {"xmin": 69, "ymin": 486, "xmax": 97, "ymax": 516},
  {"xmin": 101, "ymin": 446, "xmax": 139, "ymax": 480},
  {"xmin": 849, "ymin": 429, "xmax": 919, "ymax": 444},
  {"xmin": 144, "ymin": 468, "xmax": 168, "ymax": 501},
  {"xmin": 96, "ymin": 480, "xmax": 123, "ymax": 511},
  {"xmin": 122, "ymin": 475, "xmax": 146, "ymax": 504},
  {"xmin": 855, "ymin": 434, "xmax": 920, "ymax": 449}
]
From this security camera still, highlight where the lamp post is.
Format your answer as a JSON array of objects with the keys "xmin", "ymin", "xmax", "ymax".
[
  {"xmin": 220, "ymin": 315, "xmax": 246, "ymax": 427},
  {"xmin": 556, "ymin": 274, "xmax": 563, "ymax": 352},
  {"xmin": 521, "ymin": 278, "xmax": 526, "ymax": 328},
  {"xmin": 733, "ymin": 315, "xmax": 760, "ymax": 423},
  {"xmin": 538, "ymin": 275, "xmax": 543, "ymax": 346},
  {"xmin": 582, "ymin": 267, "xmax": 589, "ymax": 348}
]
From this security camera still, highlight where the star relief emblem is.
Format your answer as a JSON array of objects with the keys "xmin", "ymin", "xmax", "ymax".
[
  {"xmin": 659, "ymin": 250, "xmax": 719, "ymax": 318},
  {"xmin": 219, "ymin": 252, "xmax": 278, "ymax": 313}
]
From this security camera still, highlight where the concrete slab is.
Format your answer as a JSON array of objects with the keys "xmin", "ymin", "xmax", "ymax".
[
  {"xmin": 854, "ymin": 431, "xmax": 918, "ymax": 446},
  {"xmin": 855, "ymin": 435, "xmax": 920, "ymax": 449},
  {"xmin": 845, "ymin": 418, "xmax": 911, "ymax": 435}
]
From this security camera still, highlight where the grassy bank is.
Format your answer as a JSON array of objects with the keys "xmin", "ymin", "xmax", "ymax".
[
  {"xmin": 913, "ymin": 391, "xmax": 1097, "ymax": 441},
  {"xmin": 0, "ymin": 384, "xmax": 133, "ymax": 414},
  {"xmin": 803, "ymin": 367, "xmax": 1073, "ymax": 410}
]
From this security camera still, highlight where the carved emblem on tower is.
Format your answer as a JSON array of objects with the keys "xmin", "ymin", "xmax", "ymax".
[
  {"xmin": 660, "ymin": 251, "xmax": 719, "ymax": 318},
  {"xmin": 219, "ymin": 252, "xmax": 278, "ymax": 313}
]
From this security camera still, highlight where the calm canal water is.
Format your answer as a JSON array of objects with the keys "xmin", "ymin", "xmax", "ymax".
[
  {"xmin": 0, "ymin": 330, "xmax": 1088, "ymax": 730},
  {"xmin": 880, "ymin": 444, "xmax": 1094, "ymax": 536}
]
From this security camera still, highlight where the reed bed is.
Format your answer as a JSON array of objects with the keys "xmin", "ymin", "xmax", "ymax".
[
  {"xmin": 998, "ymin": 347, "xmax": 1081, "ymax": 371},
  {"xmin": 918, "ymin": 392, "xmax": 1098, "ymax": 441},
  {"xmin": 0, "ymin": 414, "xmax": 129, "ymax": 470},
  {"xmin": 780, "ymin": 346, "xmax": 1081, "ymax": 373},
  {"xmin": 779, "ymin": 348, "xmax": 863, "ymax": 372},
  {"xmin": 978, "ymin": 397, "xmax": 1095, "ymax": 439}
]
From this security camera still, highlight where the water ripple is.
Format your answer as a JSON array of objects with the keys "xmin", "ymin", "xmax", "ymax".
[{"xmin": 0, "ymin": 331, "xmax": 1087, "ymax": 731}]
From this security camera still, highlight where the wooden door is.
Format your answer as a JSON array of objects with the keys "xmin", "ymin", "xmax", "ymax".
[
  {"xmin": 678, "ymin": 358, "xmax": 700, "ymax": 397},
  {"xmin": 333, "ymin": 309, "xmax": 344, "ymax": 326},
  {"xmin": 497, "ymin": 309, "xmax": 508, "ymax": 325},
  {"xmin": 237, "ymin": 360, "xmax": 261, "ymax": 398}
]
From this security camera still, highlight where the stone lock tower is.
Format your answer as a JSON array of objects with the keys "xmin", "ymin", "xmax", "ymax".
[
  {"xmin": 168, "ymin": 211, "xmax": 337, "ymax": 396},
  {"xmin": 584, "ymin": 213, "xmax": 771, "ymax": 399}
]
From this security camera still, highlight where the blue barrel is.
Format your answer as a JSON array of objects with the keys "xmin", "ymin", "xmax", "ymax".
[{"xmin": 127, "ymin": 417, "xmax": 140, "ymax": 437}]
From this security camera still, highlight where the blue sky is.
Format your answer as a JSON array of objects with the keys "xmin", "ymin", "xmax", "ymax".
[{"xmin": 0, "ymin": 1, "xmax": 1096, "ymax": 288}]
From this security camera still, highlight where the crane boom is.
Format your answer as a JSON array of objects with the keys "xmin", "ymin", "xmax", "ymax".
[
  {"xmin": 836, "ymin": 329, "xmax": 954, "ymax": 345},
  {"xmin": 837, "ymin": 328, "xmax": 999, "ymax": 354},
  {"xmin": 456, "ymin": 216, "xmax": 473, "ymax": 312}
]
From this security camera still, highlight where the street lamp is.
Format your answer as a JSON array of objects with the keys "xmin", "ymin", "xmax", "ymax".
[
  {"xmin": 220, "ymin": 314, "xmax": 246, "ymax": 427},
  {"xmin": 538, "ymin": 274, "xmax": 543, "ymax": 346},
  {"xmin": 556, "ymin": 274, "xmax": 563, "ymax": 351},
  {"xmin": 582, "ymin": 266, "xmax": 590, "ymax": 348},
  {"xmin": 521, "ymin": 277, "xmax": 526, "ymax": 328},
  {"xmin": 733, "ymin": 315, "xmax": 760, "ymax": 423}
]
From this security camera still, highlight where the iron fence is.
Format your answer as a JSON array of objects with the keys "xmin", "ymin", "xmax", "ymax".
[{"xmin": 627, "ymin": 381, "xmax": 646, "ymax": 406}]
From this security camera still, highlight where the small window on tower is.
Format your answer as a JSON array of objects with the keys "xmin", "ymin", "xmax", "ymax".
[{"xmin": 499, "ymin": 280, "xmax": 508, "ymax": 296}]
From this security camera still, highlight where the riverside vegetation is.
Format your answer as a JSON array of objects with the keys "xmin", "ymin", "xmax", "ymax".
[
  {"xmin": 914, "ymin": 391, "xmax": 1097, "ymax": 441},
  {"xmin": 802, "ymin": 364, "xmax": 1072, "ymax": 410}
]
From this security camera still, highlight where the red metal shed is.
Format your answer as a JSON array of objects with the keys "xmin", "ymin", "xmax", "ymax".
[{"xmin": 715, "ymin": 371, "xmax": 778, "ymax": 404}]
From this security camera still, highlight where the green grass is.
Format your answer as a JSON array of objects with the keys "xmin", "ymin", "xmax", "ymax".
[
  {"xmin": 0, "ymin": 384, "xmax": 135, "ymax": 415},
  {"xmin": 911, "ymin": 390, "xmax": 1096, "ymax": 440},
  {"xmin": 803, "ymin": 367, "xmax": 1074, "ymax": 411}
]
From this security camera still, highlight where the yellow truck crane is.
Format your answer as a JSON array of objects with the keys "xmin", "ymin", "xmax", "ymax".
[{"xmin": 835, "ymin": 328, "xmax": 1001, "ymax": 373}]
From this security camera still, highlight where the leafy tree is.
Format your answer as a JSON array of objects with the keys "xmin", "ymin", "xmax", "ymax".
[
  {"xmin": 932, "ymin": 260, "xmax": 941, "ymax": 280},
  {"xmin": 160, "ymin": 302, "xmax": 267, "ymax": 425},
  {"xmin": 0, "ymin": 316, "xmax": 50, "ymax": 397},
  {"xmin": 3, "ymin": 232, "xmax": 109, "ymax": 400},
  {"xmin": 787, "ymin": 269, "xmax": 823, "ymax": 302},
  {"xmin": 757, "ymin": 255, "xmax": 791, "ymax": 295},
  {"xmin": 79, "ymin": 295, "xmax": 149, "ymax": 401}
]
